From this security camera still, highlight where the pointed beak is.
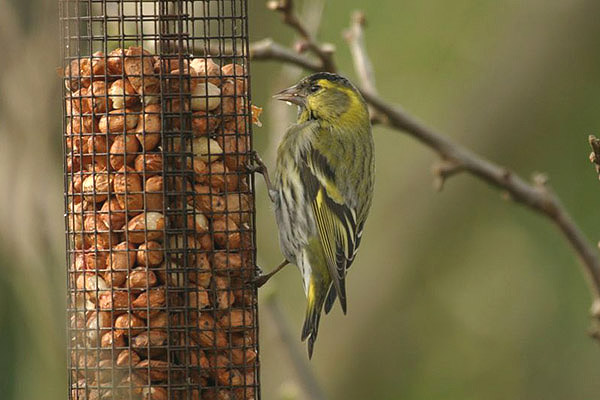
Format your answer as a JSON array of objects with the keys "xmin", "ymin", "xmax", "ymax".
[{"xmin": 273, "ymin": 84, "xmax": 305, "ymax": 107}]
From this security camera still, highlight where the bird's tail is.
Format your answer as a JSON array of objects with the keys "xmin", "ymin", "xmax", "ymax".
[{"xmin": 301, "ymin": 279, "xmax": 326, "ymax": 359}]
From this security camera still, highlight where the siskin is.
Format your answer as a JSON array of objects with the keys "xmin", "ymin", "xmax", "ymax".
[{"xmin": 250, "ymin": 72, "xmax": 375, "ymax": 358}]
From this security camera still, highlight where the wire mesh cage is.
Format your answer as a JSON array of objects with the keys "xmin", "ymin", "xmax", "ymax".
[{"xmin": 60, "ymin": 1, "xmax": 259, "ymax": 398}]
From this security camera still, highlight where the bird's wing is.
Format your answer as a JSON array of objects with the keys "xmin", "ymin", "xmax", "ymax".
[
  {"xmin": 300, "ymin": 149, "xmax": 360, "ymax": 314},
  {"xmin": 324, "ymin": 219, "xmax": 364, "ymax": 314}
]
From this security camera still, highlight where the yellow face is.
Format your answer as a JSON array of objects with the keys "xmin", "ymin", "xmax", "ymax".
[{"xmin": 304, "ymin": 78, "xmax": 367, "ymax": 124}]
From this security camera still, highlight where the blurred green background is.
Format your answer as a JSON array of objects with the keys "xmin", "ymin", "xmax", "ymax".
[{"xmin": 1, "ymin": 0, "xmax": 600, "ymax": 399}]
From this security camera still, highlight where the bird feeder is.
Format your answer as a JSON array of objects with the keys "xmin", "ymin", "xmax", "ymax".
[{"xmin": 60, "ymin": 0, "xmax": 259, "ymax": 398}]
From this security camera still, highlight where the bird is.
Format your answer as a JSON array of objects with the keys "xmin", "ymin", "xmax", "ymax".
[{"xmin": 248, "ymin": 72, "xmax": 375, "ymax": 358}]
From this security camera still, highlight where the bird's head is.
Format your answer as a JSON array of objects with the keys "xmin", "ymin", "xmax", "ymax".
[{"xmin": 273, "ymin": 72, "xmax": 368, "ymax": 124}]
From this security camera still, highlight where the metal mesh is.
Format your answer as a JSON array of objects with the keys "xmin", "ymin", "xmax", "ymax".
[{"xmin": 60, "ymin": 1, "xmax": 259, "ymax": 399}]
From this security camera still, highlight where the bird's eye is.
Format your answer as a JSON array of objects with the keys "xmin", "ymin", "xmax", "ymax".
[{"xmin": 309, "ymin": 85, "xmax": 320, "ymax": 93}]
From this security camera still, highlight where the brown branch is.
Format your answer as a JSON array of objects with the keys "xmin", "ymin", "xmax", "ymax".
[
  {"xmin": 343, "ymin": 10, "xmax": 383, "ymax": 124},
  {"xmin": 588, "ymin": 135, "xmax": 600, "ymax": 181},
  {"xmin": 588, "ymin": 136, "xmax": 600, "ymax": 341},
  {"xmin": 251, "ymin": 6, "xmax": 600, "ymax": 337},
  {"xmin": 432, "ymin": 159, "xmax": 463, "ymax": 192},
  {"xmin": 343, "ymin": 11, "xmax": 377, "ymax": 95},
  {"xmin": 591, "ymin": 299, "xmax": 600, "ymax": 341},
  {"xmin": 266, "ymin": 0, "xmax": 336, "ymax": 72},
  {"xmin": 250, "ymin": 38, "xmax": 323, "ymax": 72}
]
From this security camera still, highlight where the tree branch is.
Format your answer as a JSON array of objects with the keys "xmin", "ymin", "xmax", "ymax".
[
  {"xmin": 251, "ymin": 6, "xmax": 600, "ymax": 336},
  {"xmin": 266, "ymin": 0, "xmax": 336, "ymax": 72},
  {"xmin": 343, "ymin": 11, "xmax": 377, "ymax": 95},
  {"xmin": 588, "ymin": 135, "xmax": 600, "ymax": 181},
  {"xmin": 250, "ymin": 38, "xmax": 323, "ymax": 72}
]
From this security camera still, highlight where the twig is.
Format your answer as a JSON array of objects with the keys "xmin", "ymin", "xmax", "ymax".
[
  {"xmin": 343, "ymin": 11, "xmax": 376, "ymax": 95},
  {"xmin": 343, "ymin": 10, "xmax": 382, "ymax": 123},
  {"xmin": 588, "ymin": 137, "xmax": 600, "ymax": 341},
  {"xmin": 250, "ymin": 38, "xmax": 322, "ymax": 72},
  {"xmin": 591, "ymin": 299, "xmax": 600, "ymax": 341},
  {"xmin": 432, "ymin": 159, "xmax": 463, "ymax": 192},
  {"xmin": 588, "ymin": 135, "xmax": 600, "ymax": 181},
  {"xmin": 266, "ymin": 0, "xmax": 336, "ymax": 72},
  {"xmin": 264, "ymin": 293, "xmax": 328, "ymax": 400},
  {"xmin": 251, "ymin": 7, "xmax": 600, "ymax": 334}
]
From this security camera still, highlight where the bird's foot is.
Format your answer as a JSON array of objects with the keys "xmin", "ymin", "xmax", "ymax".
[
  {"xmin": 245, "ymin": 150, "xmax": 267, "ymax": 175},
  {"xmin": 245, "ymin": 265, "xmax": 270, "ymax": 288},
  {"xmin": 248, "ymin": 260, "xmax": 289, "ymax": 288}
]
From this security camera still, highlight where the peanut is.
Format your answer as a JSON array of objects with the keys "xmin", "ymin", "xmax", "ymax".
[
  {"xmin": 113, "ymin": 166, "xmax": 144, "ymax": 213},
  {"xmin": 131, "ymin": 330, "xmax": 168, "ymax": 357},
  {"xmin": 136, "ymin": 241, "xmax": 163, "ymax": 267},
  {"xmin": 109, "ymin": 134, "xmax": 140, "ymax": 170},
  {"xmin": 106, "ymin": 48, "xmax": 125, "ymax": 76},
  {"xmin": 134, "ymin": 152, "xmax": 163, "ymax": 175},
  {"xmin": 98, "ymin": 108, "xmax": 138, "ymax": 134},
  {"xmin": 219, "ymin": 309, "xmax": 253, "ymax": 331},
  {"xmin": 82, "ymin": 172, "xmax": 112, "ymax": 203},
  {"xmin": 99, "ymin": 197, "xmax": 127, "ymax": 231},
  {"xmin": 135, "ymin": 104, "xmax": 161, "ymax": 151},
  {"xmin": 106, "ymin": 241, "xmax": 136, "ymax": 273},
  {"xmin": 134, "ymin": 359, "xmax": 170, "ymax": 382},
  {"xmin": 108, "ymin": 78, "xmax": 138, "ymax": 109},
  {"xmin": 131, "ymin": 288, "xmax": 166, "ymax": 319},
  {"xmin": 126, "ymin": 212, "xmax": 165, "ymax": 243},
  {"xmin": 128, "ymin": 266, "xmax": 158, "ymax": 289},
  {"xmin": 86, "ymin": 81, "xmax": 112, "ymax": 113},
  {"xmin": 192, "ymin": 111, "xmax": 220, "ymax": 136},
  {"xmin": 190, "ymin": 57, "xmax": 221, "ymax": 86},
  {"xmin": 114, "ymin": 312, "xmax": 145, "ymax": 334},
  {"xmin": 115, "ymin": 349, "xmax": 141, "ymax": 367},
  {"xmin": 144, "ymin": 175, "xmax": 163, "ymax": 212}
]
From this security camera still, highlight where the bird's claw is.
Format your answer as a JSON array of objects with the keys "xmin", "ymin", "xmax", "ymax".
[
  {"xmin": 245, "ymin": 265, "xmax": 272, "ymax": 288},
  {"xmin": 255, "ymin": 264, "xmax": 264, "ymax": 274},
  {"xmin": 245, "ymin": 161, "xmax": 262, "ymax": 174},
  {"xmin": 245, "ymin": 150, "xmax": 267, "ymax": 175},
  {"xmin": 244, "ymin": 265, "xmax": 265, "ymax": 288}
]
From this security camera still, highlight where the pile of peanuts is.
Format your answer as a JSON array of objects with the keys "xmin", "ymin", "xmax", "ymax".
[{"xmin": 65, "ymin": 46, "xmax": 259, "ymax": 400}]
